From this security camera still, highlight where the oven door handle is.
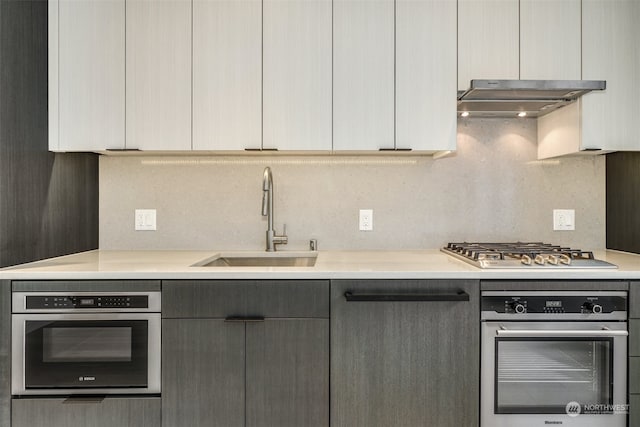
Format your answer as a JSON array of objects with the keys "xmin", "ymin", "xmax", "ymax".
[{"xmin": 496, "ymin": 329, "xmax": 628, "ymax": 337}]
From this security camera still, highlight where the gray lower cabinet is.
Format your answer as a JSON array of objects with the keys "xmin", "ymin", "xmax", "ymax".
[
  {"xmin": 12, "ymin": 397, "xmax": 160, "ymax": 427},
  {"xmin": 331, "ymin": 279, "xmax": 480, "ymax": 427},
  {"xmin": 0, "ymin": 281, "xmax": 10, "ymax": 427},
  {"xmin": 162, "ymin": 280, "xmax": 330, "ymax": 427},
  {"xmin": 630, "ymin": 281, "xmax": 640, "ymax": 423}
]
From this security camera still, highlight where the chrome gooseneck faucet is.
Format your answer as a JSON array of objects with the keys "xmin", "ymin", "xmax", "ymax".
[{"xmin": 262, "ymin": 167, "xmax": 288, "ymax": 251}]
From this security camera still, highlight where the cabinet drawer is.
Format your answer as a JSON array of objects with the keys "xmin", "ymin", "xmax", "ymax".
[
  {"xmin": 12, "ymin": 397, "xmax": 160, "ymax": 427},
  {"xmin": 162, "ymin": 280, "xmax": 329, "ymax": 318},
  {"xmin": 631, "ymin": 320, "xmax": 640, "ymax": 357},
  {"xmin": 631, "ymin": 357, "xmax": 640, "ymax": 394},
  {"xmin": 12, "ymin": 280, "xmax": 161, "ymax": 292},
  {"xmin": 631, "ymin": 394, "xmax": 640, "ymax": 427},
  {"xmin": 630, "ymin": 281, "xmax": 640, "ymax": 318}
]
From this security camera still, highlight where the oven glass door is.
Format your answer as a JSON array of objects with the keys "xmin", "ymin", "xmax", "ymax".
[
  {"xmin": 495, "ymin": 337, "xmax": 613, "ymax": 414},
  {"xmin": 24, "ymin": 320, "xmax": 148, "ymax": 389}
]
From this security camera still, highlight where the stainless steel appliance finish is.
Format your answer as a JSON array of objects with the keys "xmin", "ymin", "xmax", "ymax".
[
  {"xmin": 442, "ymin": 242, "xmax": 617, "ymax": 269},
  {"xmin": 458, "ymin": 79, "xmax": 606, "ymax": 118},
  {"xmin": 262, "ymin": 167, "xmax": 288, "ymax": 252},
  {"xmin": 12, "ymin": 291, "xmax": 161, "ymax": 396},
  {"xmin": 481, "ymin": 291, "xmax": 628, "ymax": 427}
]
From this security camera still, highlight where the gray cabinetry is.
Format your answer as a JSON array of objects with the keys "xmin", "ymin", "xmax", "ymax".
[
  {"xmin": 162, "ymin": 280, "xmax": 329, "ymax": 427},
  {"xmin": 630, "ymin": 281, "xmax": 640, "ymax": 423},
  {"xmin": 0, "ymin": 281, "xmax": 9, "ymax": 427},
  {"xmin": 331, "ymin": 279, "xmax": 479, "ymax": 427},
  {"xmin": 12, "ymin": 397, "xmax": 160, "ymax": 427}
]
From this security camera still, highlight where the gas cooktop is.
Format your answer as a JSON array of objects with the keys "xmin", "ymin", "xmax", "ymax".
[{"xmin": 442, "ymin": 242, "xmax": 617, "ymax": 269}]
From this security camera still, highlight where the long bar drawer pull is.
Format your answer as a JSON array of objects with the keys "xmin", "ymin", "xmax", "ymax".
[
  {"xmin": 496, "ymin": 329, "xmax": 628, "ymax": 338},
  {"xmin": 344, "ymin": 291, "xmax": 469, "ymax": 302},
  {"xmin": 224, "ymin": 316, "xmax": 265, "ymax": 322}
]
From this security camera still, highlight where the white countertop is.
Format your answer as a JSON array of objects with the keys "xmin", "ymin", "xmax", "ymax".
[{"xmin": 2, "ymin": 249, "xmax": 640, "ymax": 280}]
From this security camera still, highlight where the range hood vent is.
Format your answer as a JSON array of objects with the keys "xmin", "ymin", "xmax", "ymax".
[{"xmin": 457, "ymin": 79, "xmax": 606, "ymax": 118}]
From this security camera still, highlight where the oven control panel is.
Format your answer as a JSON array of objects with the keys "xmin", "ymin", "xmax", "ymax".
[
  {"xmin": 482, "ymin": 294, "xmax": 627, "ymax": 315},
  {"xmin": 25, "ymin": 295, "xmax": 149, "ymax": 310}
]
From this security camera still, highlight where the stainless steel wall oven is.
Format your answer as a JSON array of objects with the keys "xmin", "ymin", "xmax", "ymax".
[
  {"xmin": 481, "ymin": 291, "xmax": 627, "ymax": 427},
  {"xmin": 12, "ymin": 292, "xmax": 161, "ymax": 395}
]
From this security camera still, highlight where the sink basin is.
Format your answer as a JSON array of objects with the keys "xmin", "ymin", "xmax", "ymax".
[{"xmin": 193, "ymin": 253, "xmax": 317, "ymax": 267}]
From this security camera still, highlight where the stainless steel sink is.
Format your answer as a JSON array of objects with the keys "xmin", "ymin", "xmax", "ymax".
[{"xmin": 193, "ymin": 253, "xmax": 317, "ymax": 267}]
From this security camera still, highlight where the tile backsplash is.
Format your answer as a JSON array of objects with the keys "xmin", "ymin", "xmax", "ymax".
[{"xmin": 99, "ymin": 118, "xmax": 605, "ymax": 251}]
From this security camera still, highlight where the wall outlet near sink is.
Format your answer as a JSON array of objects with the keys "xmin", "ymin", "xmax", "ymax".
[
  {"xmin": 553, "ymin": 209, "xmax": 575, "ymax": 231},
  {"xmin": 359, "ymin": 209, "xmax": 373, "ymax": 231},
  {"xmin": 135, "ymin": 209, "xmax": 157, "ymax": 231}
]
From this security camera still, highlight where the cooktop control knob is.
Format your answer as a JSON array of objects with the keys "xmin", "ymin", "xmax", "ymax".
[
  {"xmin": 510, "ymin": 301, "xmax": 526, "ymax": 314},
  {"xmin": 583, "ymin": 302, "xmax": 603, "ymax": 314}
]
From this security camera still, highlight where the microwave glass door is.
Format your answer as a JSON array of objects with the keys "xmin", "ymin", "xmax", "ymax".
[
  {"xmin": 495, "ymin": 337, "xmax": 613, "ymax": 414},
  {"xmin": 24, "ymin": 320, "xmax": 148, "ymax": 389}
]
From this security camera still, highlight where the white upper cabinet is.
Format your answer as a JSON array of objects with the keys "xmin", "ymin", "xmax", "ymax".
[
  {"xmin": 458, "ymin": 0, "xmax": 519, "ymax": 91},
  {"xmin": 520, "ymin": 0, "xmax": 581, "ymax": 80},
  {"xmin": 192, "ymin": 0, "xmax": 262, "ymax": 151},
  {"xmin": 333, "ymin": 0, "xmax": 395, "ymax": 151},
  {"xmin": 581, "ymin": 0, "xmax": 640, "ymax": 151},
  {"xmin": 538, "ymin": 0, "xmax": 640, "ymax": 158},
  {"xmin": 126, "ymin": 0, "xmax": 191, "ymax": 150},
  {"xmin": 396, "ymin": 0, "xmax": 456, "ymax": 152},
  {"xmin": 263, "ymin": 0, "xmax": 332, "ymax": 151},
  {"xmin": 50, "ymin": 0, "xmax": 125, "ymax": 151}
]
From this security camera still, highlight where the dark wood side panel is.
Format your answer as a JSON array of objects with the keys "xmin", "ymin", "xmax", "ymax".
[
  {"xmin": 0, "ymin": 280, "xmax": 10, "ymax": 427},
  {"xmin": 606, "ymin": 152, "xmax": 640, "ymax": 254},
  {"xmin": 162, "ymin": 319, "xmax": 245, "ymax": 427},
  {"xmin": 13, "ymin": 280, "xmax": 161, "ymax": 292},
  {"xmin": 0, "ymin": 0, "xmax": 98, "ymax": 269},
  {"xmin": 246, "ymin": 319, "xmax": 329, "ymax": 427},
  {"xmin": 12, "ymin": 397, "xmax": 160, "ymax": 427},
  {"xmin": 481, "ymin": 280, "xmax": 629, "ymax": 291},
  {"xmin": 162, "ymin": 280, "xmax": 330, "ymax": 318}
]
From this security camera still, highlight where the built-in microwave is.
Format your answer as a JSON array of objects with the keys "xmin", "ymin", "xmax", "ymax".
[{"xmin": 11, "ymin": 292, "xmax": 161, "ymax": 395}]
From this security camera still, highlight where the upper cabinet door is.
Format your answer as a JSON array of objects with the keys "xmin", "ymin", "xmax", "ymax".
[
  {"xmin": 581, "ymin": 0, "xmax": 640, "ymax": 151},
  {"xmin": 263, "ymin": 0, "xmax": 332, "ymax": 151},
  {"xmin": 520, "ymin": 0, "xmax": 581, "ymax": 80},
  {"xmin": 333, "ymin": 0, "xmax": 395, "ymax": 151},
  {"xmin": 458, "ymin": 0, "xmax": 519, "ymax": 91},
  {"xmin": 192, "ymin": 0, "xmax": 262, "ymax": 151},
  {"xmin": 126, "ymin": 0, "xmax": 192, "ymax": 150},
  {"xmin": 396, "ymin": 0, "xmax": 456, "ymax": 152},
  {"xmin": 51, "ymin": 0, "xmax": 125, "ymax": 151}
]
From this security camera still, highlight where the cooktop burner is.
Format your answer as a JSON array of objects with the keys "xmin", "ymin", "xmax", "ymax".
[{"xmin": 442, "ymin": 242, "xmax": 617, "ymax": 269}]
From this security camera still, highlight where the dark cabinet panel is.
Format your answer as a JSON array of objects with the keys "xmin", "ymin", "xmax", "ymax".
[
  {"xmin": 331, "ymin": 279, "xmax": 479, "ymax": 427},
  {"xmin": 12, "ymin": 397, "xmax": 160, "ymax": 427},
  {"xmin": 162, "ymin": 280, "xmax": 329, "ymax": 318},
  {"xmin": 0, "ymin": 281, "xmax": 9, "ymax": 427},
  {"xmin": 162, "ymin": 319, "xmax": 245, "ymax": 427},
  {"xmin": 13, "ymin": 280, "xmax": 161, "ymax": 292},
  {"xmin": 631, "ymin": 281, "xmax": 640, "ymax": 318},
  {"xmin": 246, "ymin": 319, "xmax": 329, "ymax": 427}
]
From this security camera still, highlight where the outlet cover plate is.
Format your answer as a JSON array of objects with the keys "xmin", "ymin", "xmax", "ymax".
[
  {"xmin": 135, "ymin": 209, "xmax": 157, "ymax": 231},
  {"xmin": 553, "ymin": 209, "xmax": 575, "ymax": 231},
  {"xmin": 359, "ymin": 209, "xmax": 373, "ymax": 231}
]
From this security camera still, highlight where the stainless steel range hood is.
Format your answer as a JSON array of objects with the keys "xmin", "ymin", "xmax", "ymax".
[{"xmin": 457, "ymin": 79, "xmax": 606, "ymax": 118}]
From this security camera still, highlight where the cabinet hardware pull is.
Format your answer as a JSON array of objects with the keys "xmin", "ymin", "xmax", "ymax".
[
  {"xmin": 63, "ymin": 396, "xmax": 106, "ymax": 404},
  {"xmin": 344, "ymin": 291, "xmax": 469, "ymax": 302},
  {"xmin": 244, "ymin": 148, "xmax": 279, "ymax": 151},
  {"xmin": 224, "ymin": 316, "xmax": 265, "ymax": 322},
  {"xmin": 378, "ymin": 148, "xmax": 413, "ymax": 151}
]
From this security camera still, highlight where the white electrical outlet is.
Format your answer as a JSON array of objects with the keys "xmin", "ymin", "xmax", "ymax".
[
  {"xmin": 553, "ymin": 209, "xmax": 575, "ymax": 231},
  {"xmin": 135, "ymin": 209, "xmax": 157, "ymax": 231},
  {"xmin": 359, "ymin": 209, "xmax": 373, "ymax": 231}
]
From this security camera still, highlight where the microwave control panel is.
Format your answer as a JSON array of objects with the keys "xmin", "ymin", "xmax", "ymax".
[{"xmin": 25, "ymin": 295, "xmax": 149, "ymax": 310}]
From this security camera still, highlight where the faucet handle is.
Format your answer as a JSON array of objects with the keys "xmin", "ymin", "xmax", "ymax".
[{"xmin": 310, "ymin": 239, "xmax": 318, "ymax": 251}]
